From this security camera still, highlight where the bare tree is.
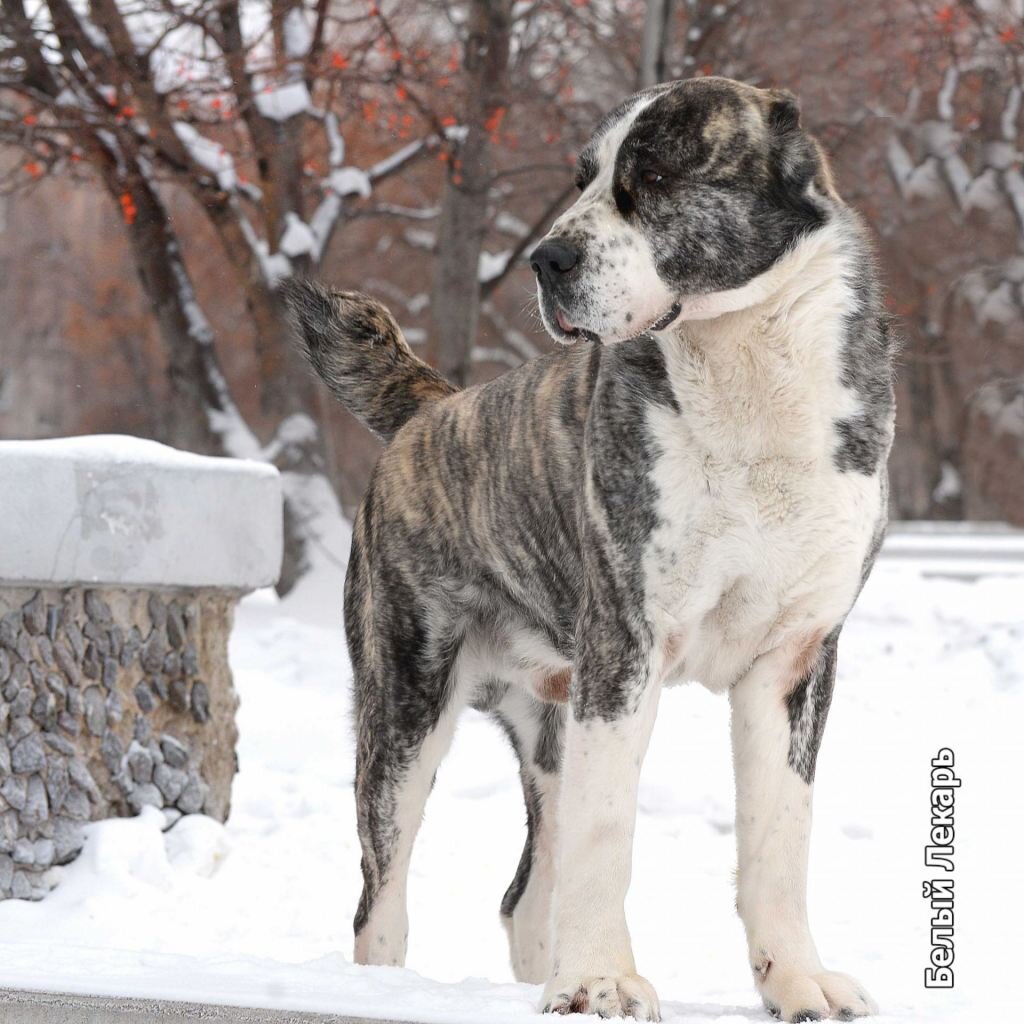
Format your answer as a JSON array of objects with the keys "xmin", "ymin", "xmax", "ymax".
[
  {"xmin": 428, "ymin": 0, "xmax": 511, "ymax": 385},
  {"xmin": 0, "ymin": 0, "xmax": 437, "ymax": 587},
  {"xmin": 638, "ymin": 0, "xmax": 675, "ymax": 88}
]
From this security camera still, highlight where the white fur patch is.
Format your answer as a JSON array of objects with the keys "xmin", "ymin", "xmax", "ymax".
[
  {"xmin": 642, "ymin": 222, "xmax": 885, "ymax": 693},
  {"xmin": 730, "ymin": 646, "xmax": 876, "ymax": 1019},
  {"xmin": 542, "ymin": 680, "xmax": 663, "ymax": 1018}
]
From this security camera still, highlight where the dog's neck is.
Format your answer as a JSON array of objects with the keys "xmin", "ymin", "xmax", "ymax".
[
  {"xmin": 670, "ymin": 212, "xmax": 856, "ymax": 336},
  {"xmin": 653, "ymin": 215, "xmax": 868, "ymax": 461}
]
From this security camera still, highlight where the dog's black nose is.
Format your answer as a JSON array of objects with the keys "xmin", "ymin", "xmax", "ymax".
[{"xmin": 530, "ymin": 239, "xmax": 579, "ymax": 284}]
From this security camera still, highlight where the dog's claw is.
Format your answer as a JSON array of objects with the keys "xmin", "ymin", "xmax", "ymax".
[
  {"xmin": 541, "ymin": 974, "xmax": 660, "ymax": 1021},
  {"xmin": 758, "ymin": 969, "xmax": 875, "ymax": 1022}
]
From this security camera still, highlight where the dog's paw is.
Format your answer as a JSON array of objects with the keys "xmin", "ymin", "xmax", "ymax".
[
  {"xmin": 541, "ymin": 973, "xmax": 661, "ymax": 1020},
  {"xmin": 761, "ymin": 968, "xmax": 876, "ymax": 1021}
]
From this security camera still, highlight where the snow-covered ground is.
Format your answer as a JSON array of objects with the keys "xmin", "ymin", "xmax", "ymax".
[{"xmin": 0, "ymin": 539, "xmax": 1021, "ymax": 1023}]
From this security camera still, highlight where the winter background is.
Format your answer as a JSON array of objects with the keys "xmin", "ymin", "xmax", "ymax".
[{"xmin": 1, "ymin": 0, "xmax": 1023, "ymax": 1021}]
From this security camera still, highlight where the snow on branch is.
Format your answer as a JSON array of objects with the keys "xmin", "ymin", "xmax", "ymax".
[
  {"xmin": 479, "ymin": 249, "xmax": 512, "ymax": 283},
  {"xmin": 324, "ymin": 111, "xmax": 344, "ymax": 168},
  {"xmin": 328, "ymin": 167, "xmax": 371, "ymax": 197},
  {"xmin": 254, "ymin": 81, "xmax": 312, "ymax": 121},
  {"xmin": 283, "ymin": 7, "xmax": 314, "ymax": 59},
  {"xmin": 355, "ymin": 203, "xmax": 440, "ymax": 220},
  {"xmin": 303, "ymin": 134, "xmax": 436, "ymax": 266},
  {"xmin": 368, "ymin": 137, "xmax": 432, "ymax": 182},
  {"xmin": 173, "ymin": 122, "xmax": 237, "ymax": 191},
  {"xmin": 279, "ymin": 212, "xmax": 316, "ymax": 258}
]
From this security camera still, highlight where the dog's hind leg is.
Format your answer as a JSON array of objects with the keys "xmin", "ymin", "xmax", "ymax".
[
  {"xmin": 348, "ymin": 558, "xmax": 466, "ymax": 967},
  {"xmin": 352, "ymin": 689, "xmax": 460, "ymax": 967},
  {"xmin": 493, "ymin": 688, "xmax": 565, "ymax": 983}
]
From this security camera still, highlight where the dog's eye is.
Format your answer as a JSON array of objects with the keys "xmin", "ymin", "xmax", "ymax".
[{"xmin": 639, "ymin": 169, "xmax": 664, "ymax": 186}]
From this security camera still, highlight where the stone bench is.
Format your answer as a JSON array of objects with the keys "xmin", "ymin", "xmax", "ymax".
[{"xmin": 0, "ymin": 436, "xmax": 282, "ymax": 900}]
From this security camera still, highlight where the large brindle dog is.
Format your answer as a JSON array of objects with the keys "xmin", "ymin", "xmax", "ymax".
[{"xmin": 284, "ymin": 76, "xmax": 894, "ymax": 1022}]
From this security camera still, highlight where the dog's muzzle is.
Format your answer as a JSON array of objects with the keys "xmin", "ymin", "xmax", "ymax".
[{"xmin": 530, "ymin": 238, "xmax": 600, "ymax": 343}]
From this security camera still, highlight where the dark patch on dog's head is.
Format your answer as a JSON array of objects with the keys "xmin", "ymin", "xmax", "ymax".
[
  {"xmin": 533, "ymin": 77, "xmax": 838, "ymax": 345},
  {"xmin": 619, "ymin": 78, "xmax": 829, "ymax": 292}
]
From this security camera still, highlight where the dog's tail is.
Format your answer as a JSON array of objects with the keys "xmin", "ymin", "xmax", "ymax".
[{"xmin": 281, "ymin": 278, "xmax": 458, "ymax": 443}]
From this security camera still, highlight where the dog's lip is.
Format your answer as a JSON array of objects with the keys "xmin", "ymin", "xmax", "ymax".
[
  {"xmin": 546, "ymin": 303, "xmax": 600, "ymax": 344},
  {"xmin": 622, "ymin": 301, "xmax": 683, "ymax": 342},
  {"xmin": 644, "ymin": 301, "xmax": 683, "ymax": 334}
]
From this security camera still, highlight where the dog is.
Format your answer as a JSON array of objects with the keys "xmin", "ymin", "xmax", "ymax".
[{"xmin": 283, "ymin": 75, "xmax": 895, "ymax": 1023}]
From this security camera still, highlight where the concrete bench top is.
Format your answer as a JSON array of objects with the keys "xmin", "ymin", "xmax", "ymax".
[{"xmin": 0, "ymin": 436, "xmax": 282, "ymax": 590}]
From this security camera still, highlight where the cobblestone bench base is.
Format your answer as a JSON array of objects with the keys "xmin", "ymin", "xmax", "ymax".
[{"xmin": 0, "ymin": 585, "xmax": 239, "ymax": 900}]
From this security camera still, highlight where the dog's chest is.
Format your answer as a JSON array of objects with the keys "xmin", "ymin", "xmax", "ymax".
[{"xmin": 640, "ymin": 325, "xmax": 880, "ymax": 692}]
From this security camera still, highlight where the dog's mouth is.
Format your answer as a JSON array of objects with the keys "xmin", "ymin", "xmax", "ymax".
[
  {"xmin": 544, "ymin": 303, "xmax": 600, "ymax": 344},
  {"xmin": 555, "ymin": 308, "xmax": 600, "ymax": 343},
  {"xmin": 632, "ymin": 301, "xmax": 682, "ymax": 338},
  {"xmin": 543, "ymin": 299, "xmax": 682, "ymax": 345}
]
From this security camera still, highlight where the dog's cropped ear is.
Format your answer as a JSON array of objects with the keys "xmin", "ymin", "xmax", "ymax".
[
  {"xmin": 767, "ymin": 89, "xmax": 801, "ymax": 133},
  {"xmin": 764, "ymin": 87, "xmax": 832, "ymax": 221}
]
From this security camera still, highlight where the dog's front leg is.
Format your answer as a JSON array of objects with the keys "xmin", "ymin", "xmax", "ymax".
[
  {"xmin": 731, "ymin": 631, "xmax": 876, "ymax": 1022},
  {"xmin": 541, "ymin": 627, "xmax": 662, "ymax": 1021}
]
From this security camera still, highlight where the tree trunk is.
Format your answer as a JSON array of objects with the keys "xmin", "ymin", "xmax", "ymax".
[
  {"xmin": 963, "ymin": 379, "xmax": 1024, "ymax": 526},
  {"xmin": 216, "ymin": 0, "xmax": 315, "ymax": 419},
  {"xmin": 638, "ymin": 0, "xmax": 675, "ymax": 89},
  {"xmin": 95, "ymin": 147, "xmax": 337, "ymax": 595},
  {"xmin": 197, "ymin": 190, "xmax": 317, "ymax": 423},
  {"xmin": 428, "ymin": 0, "xmax": 511, "ymax": 387},
  {"xmin": 95, "ymin": 156, "xmax": 228, "ymax": 456},
  {"xmin": 891, "ymin": 347, "xmax": 964, "ymax": 520}
]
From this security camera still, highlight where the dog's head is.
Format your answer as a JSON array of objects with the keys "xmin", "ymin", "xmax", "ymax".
[{"xmin": 531, "ymin": 77, "xmax": 837, "ymax": 345}]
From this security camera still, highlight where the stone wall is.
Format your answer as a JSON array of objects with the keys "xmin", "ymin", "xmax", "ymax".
[
  {"xmin": 0, "ymin": 434, "xmax": 282, "ymax": 902},
  {"xmin": 0, "ymin": 585, "xmax": 239, "ymax": 899}
]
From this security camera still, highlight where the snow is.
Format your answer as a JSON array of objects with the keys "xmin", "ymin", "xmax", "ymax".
[
  {"xmin": 283, "ymin": 7, "xmax": 313, "ymax": 59},
  {"xmin": 328, "ymin": 167, "xmax": 372, "ymax": 198},
  {"xmin": 308, "ymin": 193, "xmax": 341, "ymax": 262},
  {"xmin": 0, "ymin": 435, "xmax": 282, "ymax": 589},
  {"xmin": 937, "ymin": 66, "xmax": 958, "ymax": 124},
  {"xmin": 279, "ymin": 212, "xmax": 317, "ymax": 258},
  {"xmin": 173, "ymin": 122, "xmax": 238, "ymax": 191},
  {"xmin": 324, "ymin": 112, "xmax": 345, "ymax": 168},
  {"xmin": 885, "ymin": 137, "xmax": 918, "ymax": 199},
  {"xmin": 479, "ymin": 249, "xmax": 513, "ymax": 283},
  {"xmin": 1003, "ymin": 167, "xmax": 1024, "ymax": 233},
  {"xmin": 0, "ymin": 536, "xmax": 1021, "ymax": 1022},
  {"xmin": 408, "ymin": 292, "xmax": 430, "ymax": 314},
  {"xmin": 368, "ymin": 137, "xmax": 430, "ymax": 180},
  {"xmin": 932, "ymin": 461, "xmax": 961, "ymax": 504},
  {"xmin": 78, "ymin": 10, "xmax": 113, "ymax": 55},
  {"xmin": 255, "ymin": 81, "xmax": 312, "ymax": 121},
  {"xmin": 404, "ymin": 228, "xmax": 436, "ymax": 250},
  {"xmin": 0, "ymin": 433, "xmax": 275, "ymax": 477},
  {"xmin": 496, "ymin": 211, "xmax": 530, "ymax": 238},
  {"xmin": 1001, "ymin": 86, "xmax": 1021, "ymax": 142},
  {"xmin": 265, "ymin": 250, "xmax": 294, "ymax": 286}
]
